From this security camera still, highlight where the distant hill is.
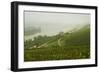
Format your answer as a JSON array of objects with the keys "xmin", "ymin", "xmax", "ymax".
[{"xmin": 24, "ymin": 26, "xmax": 41, "ymax": 36}]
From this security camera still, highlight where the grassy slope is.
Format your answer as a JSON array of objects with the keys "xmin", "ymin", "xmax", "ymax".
[
  {"xmin": 63, "ymin": 25, "xmax": 90, "ymax": 46},
  {"xmin": 24, "ymin": 25, "xmax": 90, "ymax": 61},
  {"xmin": 46, "ymin": 25, "xmax": 90, "ymax": 47}
]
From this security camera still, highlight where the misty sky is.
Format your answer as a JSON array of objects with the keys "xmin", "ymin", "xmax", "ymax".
[{"xmin": 24, "ymin": 11, "xmax": 90, "ymax": 36}]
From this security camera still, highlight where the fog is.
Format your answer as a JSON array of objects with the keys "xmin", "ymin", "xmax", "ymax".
[{"xmin": 24, "ymin": 11, "xmax": 90, "ymax": 39}]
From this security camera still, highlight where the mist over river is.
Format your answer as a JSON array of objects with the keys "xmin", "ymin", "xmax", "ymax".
[{"xmin": 24, "ymin": 11, "xmax": 90, "ymax": 41}]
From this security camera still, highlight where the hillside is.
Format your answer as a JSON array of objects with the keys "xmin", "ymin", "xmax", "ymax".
[
  {"xmin": 24, "ymin": 25, "xmax": 90, "ymax": 61},
  {"xmin": 42, "ymin": 25, "xmax": 90, "ymax": 48}
]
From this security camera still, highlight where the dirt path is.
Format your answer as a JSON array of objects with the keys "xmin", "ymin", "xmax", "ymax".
[
  {"xmin": 37, "ymin": 42, "xmax": 49, "ymax": 48},
  {"xmin": 29, "ymin": 38, "xmax": 62, "ymax": 49},
  {"xmin": 58, "ymin": 38, "xmax": 62, "ymax": 47},
  {"xmin": 29, "ymin": 42, "xmax": 48, "ymax": 49}
]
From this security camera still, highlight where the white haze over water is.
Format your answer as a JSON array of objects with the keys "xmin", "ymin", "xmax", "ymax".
[{"xmin": 24, "ymin": 11, "xmax": 90, "ymax": 40}]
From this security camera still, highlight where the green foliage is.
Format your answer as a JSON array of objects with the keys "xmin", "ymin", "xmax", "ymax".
[
  {"xmin": 24, "ymin": 25, "xmax": 90, "ymax": 61},
  {"xmin": 24, "ymin": 46, "xmax": 90, "ymax": 61}
]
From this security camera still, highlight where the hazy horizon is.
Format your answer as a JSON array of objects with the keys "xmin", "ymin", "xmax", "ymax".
[{"xmin": 24, "ymin": 11, "xmax": 90, "ymax": 40}]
